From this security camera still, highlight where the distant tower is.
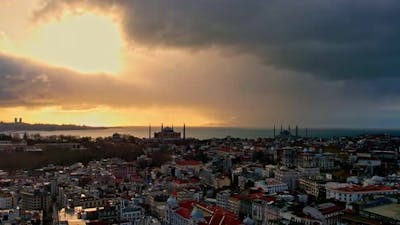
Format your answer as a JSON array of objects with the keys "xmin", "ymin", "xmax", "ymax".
[
  {"xmin": 295, "ymin": 125, "xmax": 299, "ymax": 137},
  {"xmin": 183, "ymin": 123, "xmax": 186, "ymax": 140},
  {"xmin": 161, "ymin": 124, "xmax": 164, "ymax": 140},
  {"xmin": 288, "ymin": 125, "xmax": 291, "ymax": 134},
  {"xmin": 273, "ymin": 125, "xmax": 276, "ymax": 138},
  {"xmin": 19, "ymin": 118, "xmax": 22, "ymax": 123},
  {"xmin": 149, "ymin": 124, "xmax": 151, "ymax": 139},
  {"xmin": 172, "ymin": 124, "xmax": 174, "ymax": 130}
]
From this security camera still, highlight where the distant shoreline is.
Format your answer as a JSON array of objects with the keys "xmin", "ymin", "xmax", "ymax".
[{"xmin": 0, "ymin": 122, "xmax": 111, "ymax": 132}]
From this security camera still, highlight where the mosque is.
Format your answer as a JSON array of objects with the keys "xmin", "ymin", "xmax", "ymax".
[{"xmin": 151, "ymin": 124, "xmax": 186, "ymax": 141}]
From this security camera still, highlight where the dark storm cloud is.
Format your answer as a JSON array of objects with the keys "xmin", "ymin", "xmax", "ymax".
[
  {"xmin": 36, "ymin": 0, "xmax": 400, "ymax": 80},
  {"xmin": 1, "ymin": 51, "xmax": 400, "ymax": 127}
]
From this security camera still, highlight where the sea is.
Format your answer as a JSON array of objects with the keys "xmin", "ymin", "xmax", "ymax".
[{"xmin": 3, "ymin": 127, "xmax": 400, "ymax": 140}]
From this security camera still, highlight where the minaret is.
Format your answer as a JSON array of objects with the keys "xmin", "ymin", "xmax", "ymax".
[
  {"xmin": 183, "ymin": 124, "xmax": 186, "ymax": 140},
  {"xmin": 273, "ymin": 125, "xmax": 276, "ymax": 138},
  {"xmin": 149, "ymin": 124, "xmax": 151, "ymax": 139},
  {"xmin": 295, "ymin": 125, "xmax": 299, "ymax": 137},
  {"xmin": 161, "ymin": 123, "xmax": 164, "ymax": 140}
]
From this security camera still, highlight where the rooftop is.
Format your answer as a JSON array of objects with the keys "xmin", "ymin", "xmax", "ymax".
[
  {"xmin": 363, "ymin": 203, "xmax": 400, "ymax": 220},
  {"xmin": 176, "ymin": 160, "xmax": 202, "ymax": 166},
  {"xmin": 334, "ymin": 185, "xmax": 393, "ymax": 193}
]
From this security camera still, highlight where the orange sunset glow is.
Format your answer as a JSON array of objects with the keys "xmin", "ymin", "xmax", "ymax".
[{"xmin": 1, "ymin": 0, "xmax": 400, "ymax": 128}]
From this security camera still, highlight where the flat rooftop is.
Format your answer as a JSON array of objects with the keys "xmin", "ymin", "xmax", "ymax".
[{"xmin": 363, "ymin": 203, "xmax": 400, "ymax": 220}]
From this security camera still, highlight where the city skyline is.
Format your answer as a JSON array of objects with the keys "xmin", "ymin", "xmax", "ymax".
[{"xmin": 1, "ymin": 1, "xmax": 400, "ymax": 128}]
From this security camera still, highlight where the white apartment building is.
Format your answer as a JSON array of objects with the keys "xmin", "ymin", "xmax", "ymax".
[
  {"xmin": 326, "ymin": 183, "xmax": 397, "ymax": 204},
  {"xmin": 254, "ymin": 178, "xmax": 288, "ymax": 194}
]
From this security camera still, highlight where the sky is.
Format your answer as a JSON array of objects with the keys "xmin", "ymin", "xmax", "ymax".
[{"xmin": 0, "ymin": 0, "xmax": 400, "ymax": 128}]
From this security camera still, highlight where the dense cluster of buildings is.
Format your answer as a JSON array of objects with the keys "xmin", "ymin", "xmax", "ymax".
[{"xmin": 1, "ymin": 128, "xmax": 400, "ymax": 225}]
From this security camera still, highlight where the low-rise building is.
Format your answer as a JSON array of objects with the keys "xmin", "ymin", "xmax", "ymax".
[
  {"xmin": 326, "ymin": 183, "xmax": 397, "ymax": 206},
  {"xmin": 254, "ymin": 178, "xmax": 288, "ymax": 194},
  {"xmin": 299, "ymin": 177, "xmax": 327, "ymax": 198}
]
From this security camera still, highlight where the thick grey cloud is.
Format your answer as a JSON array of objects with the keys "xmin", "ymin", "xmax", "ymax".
[
  {"xmin": 1, "ymin": 51, "xmax": 400, "ymax": 127},
  {"xmin": 2, "ymin": 1, "xmax": 400, "ymax": 127},
  {"xmin": 35, "ymin": 0, "xmax": 400, "ymax": 80},
  {"xmin": 0, "ymin": 53, "xmax": 146, "ymax": 108}
]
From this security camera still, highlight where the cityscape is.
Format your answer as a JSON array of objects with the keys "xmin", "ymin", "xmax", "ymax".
[
  {"xmin": 1, "ymin": 121, "xmax": 400, "ymax": 225},
  {"xmin": 2, "ymin": 1, "xmax": 400, "ymax": 225}
]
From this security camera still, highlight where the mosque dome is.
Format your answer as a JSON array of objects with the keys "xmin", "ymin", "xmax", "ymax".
[
  {"xmin": 190, "ymin": 207, "xmax": 204, "ymax": 220},
  {"xmin": 166, "ymin": 196, "xmax": 177, "ymax": 207},
  {"xmin": 243, "ymin": 216, "xmax": 254, "ymax": 225}
]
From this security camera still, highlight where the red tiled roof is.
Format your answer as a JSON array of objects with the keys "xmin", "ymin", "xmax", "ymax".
[
  {"xmin": 218, "ymin": 147, "xmax": 233, "ymax": 152},
  {"xmin": 209, "ymin": 213, "xmax": 224, "ymax": 225},
  {"xmin": 229, "ymin": 195, "xmax": 241, "ymax": 201},
  {"xmin": 174, "ymin": 178, "xmax": 201, "ymax": 184},
  {"xmin": 319, "ymin": 205, "xmax": 343, "ymax": 215},
  {"xmin": 334, "ymin": 185, "xmax": 393, "ymax": 193},
  {"xmin": 209, "ymin": 213, "xmax": 240, "ymax": 225},
  {"xmin": 179, "ymin": 200, "xmax": 197, "ymax": 209},
  {"xmin": 172, "ymin": 200, "xmax": 241, "ymax": 225},
  {"xmin": 176, "ymin": 160, "xmax": 202, "ymax": 166},
  {"xmin": 243, "ymin": 192, "xmax": 276, "ymax": 202},
  {"xmin": 219, "ymin": 214, "xmax": 241, "ymax": 225},
  {"xmin": 175, "ymin": 207, "xmax": 191, "ymax": 219}
]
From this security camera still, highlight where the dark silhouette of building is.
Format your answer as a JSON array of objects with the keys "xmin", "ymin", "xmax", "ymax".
[{"xmin": 154, "ymin": 125, "xmax": 181, "ymax": 140}]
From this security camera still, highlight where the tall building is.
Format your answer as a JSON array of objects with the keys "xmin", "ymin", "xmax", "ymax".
[
  {"xmin": 21, "ymin": 189, "xmax": 51, "ymax": 211},
  {"xmin": 275, "ymin": 169, "xmax": 299, "ymax": 191},
  {"xmin": 0, "ymin": 192, "xmax": 14, "ymax": 209}
]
